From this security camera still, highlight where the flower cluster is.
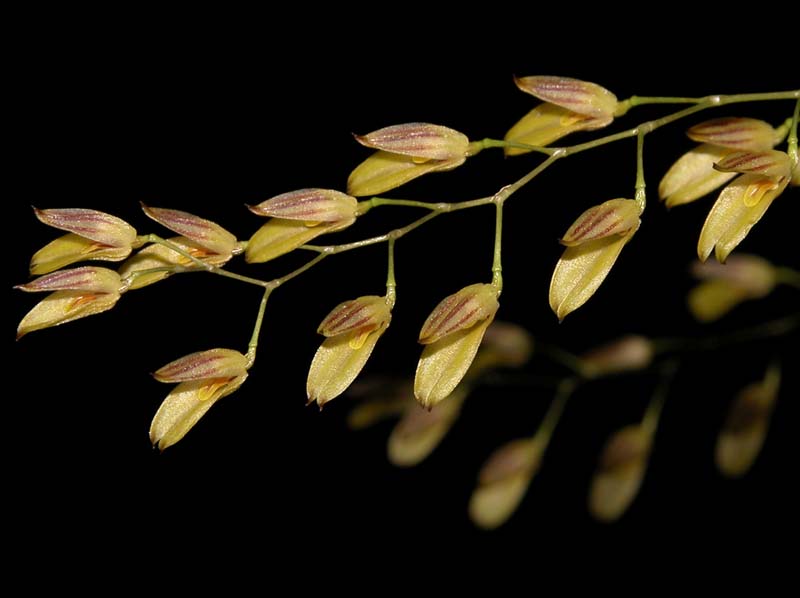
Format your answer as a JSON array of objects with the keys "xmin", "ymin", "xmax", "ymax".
[{"xmin": 14, "ymin": 75, "xmax": 798, "ymax": 527}]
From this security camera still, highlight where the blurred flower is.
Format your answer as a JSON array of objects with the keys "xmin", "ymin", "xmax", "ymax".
[
  {"xmin": 715, "ymin": 364, "xmax": 780, "ymax": 478},
  {"xmin": 469, "ymin": 437, "xmax": 544, "ymax": 529},
  {"xmin": 15, "ymin": 266, "xmax": 123, "ymax": 338},
  {"xmin": 348, "ymin": 123, "xmax": 469, "ymax": 196},
  {"xmin": 245, "ymin": 189, "xmax": 358, "ymax": 264},
  {"xmin": 150, "ymin": 349, "xmax": 249, "ymax": 450},
  {"xmin": 414, "ymin": 283, "xmax": 500, "ymax": 408},
  {"xmin": 698, "ymin": 173, "xmax": 789, "ymax": 263},
  {"xmin": 580, "ymin": 335, "xmax": 654, "ymax": 378},
  {"xmin": 588, "ymin": 424, "xmax": 652, "ymax": 523},
  {"xmin": 688, "ymin": 254, "xmax": 777, "ymax": 322},
  {"xmin": 30, "ymin": 208, "xmax": 138, "ymax": 275},
  {"xmin": 550, "ymin": 200, "xmax": 641, "ymax": 320},
  {"xmin": 504, "ymin": 76, "xmax": 616, "ymax": 156},
  {"xmin": 307, "ymin": 295, "xmax": 393, "ymax": 408},
  {"xmin": 388, "ymin": 387, "xmax": 466, "ymax": 467}
]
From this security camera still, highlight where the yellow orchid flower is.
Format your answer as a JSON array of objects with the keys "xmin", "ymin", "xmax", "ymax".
[
  {"xmin": 504, "ymin": 75, "xmax": 617, "ymax": 156},
  {"xmin": 30, "ymin": 208, "xmax": 138, "ymax": 275},
  {"xmin": 245, "ymin": 189, "xmax": 358, "ymax": 263},
  {"xmin": 550, "ymin": 199, "xmax": 641, "ymax": 320},
  {"xmin": 347, "ymin": 123, "xmax": 470, "ymax": 196},
  {"xmin": 15, "ymin": 266, "xmax": 123, "ymax": 338},
  {"xmin": 414, "ymin": 283, "xmax": 500, "ymax": 408},
  {"xmin": 698, "ymin": 173, "xmax": 789, "ymax": 263},
  {"xmin": 150, "ymin": 349, "xmax": 249, "ymax": 450},
  {"xmin": 307, "ymin": 295, "xmax": 392, "ymax": 408}
]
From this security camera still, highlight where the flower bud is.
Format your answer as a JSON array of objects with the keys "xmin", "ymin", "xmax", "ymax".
[
  {"xmin": 141, "ymin": 205, "xmax": 238, "ymax": 257},
  {"xmin": 550, "ymin": 223, "xmax": 638, "ymax": 321},
  {"xmin": 713, "ymin": 150, "xmax": 791, "ymax": 178},
  {"xmin": 687, "ymin": 117, "xmax": 776, "ymax": 151},
  {"xmin": 354, "ymin": 123, "xmax": 469, "ymax": 162},
  {"xmin": 559, "ymin": 199, "xmax": 641, "ymax": 246},
  {"xmin": 580, "ymin": 335, "xmax": 654, "ymax": 378},
  {"xmin": 514, "ymin": 75, "xmax": 618, "ymax": 119},
  {"xmin": 418, "ymin": 283, "xmax": 499, "ymax": 345},
  {"xmin": 247, "ymin": 189, "xmax": 358, "ymax": 224},
  {"xmin": 658, "ymin": 144, "xmax": 737, "ymax": 208}
]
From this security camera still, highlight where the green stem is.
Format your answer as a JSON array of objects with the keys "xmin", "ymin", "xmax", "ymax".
[
  {"xmin": 386, "ymin": 237, "xmax": 397, "ymax": 306},
  {"xmin": 470, "ymin": 138, "xmax": 556, "ymax": 156},
  {"xmin": 641, "ymin": 361, "xmax": 677, "ymax": 438},
  {"xmin": 651, "ymin": 313, "xmax": 800, "ymax": 354},
  {"xmin": 357, "ymin": 197, "xmax": 442, "ymax": 215},
  {"xmin": 635, "ymin": 131, "xmax": 646, "ymax": 210},
  {"xmin": 491, "ymin": 198, "xmax": 504, "ymax": 291},
  {"xmin": 246, "ymin": 287, "xmax": 272, "ymax": 367},
  {"xmin": 775, "ymin": 267, "xmax": 800, "ymax": 289},
  {"xmin": 144, "ymin": 234, "xmax": 268, "ymax": 288},
  {"xmin": 270, "ymin": 253, "xmax": 328, "ymax": 288},
  {"xmin": 535, "ymin": 342, "xmax": 586, "ymax": 375},
  {"xmin": 788, "ymin": 99, "xmax": 799, "ymax": 169},
  {"xmin": 533, "ymin": 377, "xmax": 578, "ymax": 446}
]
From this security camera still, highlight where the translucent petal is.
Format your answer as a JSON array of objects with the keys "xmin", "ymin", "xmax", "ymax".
[
  {"xmin": 414, "ymin": 317, "xmax": 494, "ymax": 409},
  {"xmin": 347, "ymin": 151, "xmax": 465, "ymax": 197},
  {"xmin": 658, "ymin": 144, "xmax": 736, "ymax": 207},
  {"xmin": 504, "ymin": 103, "xmax": 612, "ymax": 157},
  {"xmin": 698, "ymin": 174, "xmax": 788, "ymax": 262},
  {"xmin": 17, "ymin": 290, "xmax": 120, "ymax": 338},
  {"xmin": 549, "ymin": 224, "xmax": 638, "ymax": 321},
  {"xmin": 149, "ymin": 373, "xmax": 247, "ymax": 450},
  {"xmin": 307, "ymin": 322, "xmax": 389, "ymax": 408},
  {"xmin": 31, "ymin": 233, "xmax": 132, "ymax": 275},
  {"xmin": 245, "ymin": 217, "xmax": 354, "ymax": 264}
]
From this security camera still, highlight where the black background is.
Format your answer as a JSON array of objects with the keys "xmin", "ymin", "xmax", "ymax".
[{"xmin": 8, "ymin": 14, "xmax": 798, "ymax": 566}]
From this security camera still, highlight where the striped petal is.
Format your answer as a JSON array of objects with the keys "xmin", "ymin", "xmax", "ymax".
[
  {"xmin": 248, "ymin": 189, "xmax": 357, "ymax": 223},
  {"xmin": 34, "ymin": 208, "xmax": 137, "ymax": 248},
  {"xmin": 687, "ymin": 117, "xmax": 776, "ymax": 151},
  {"xmin": 514, "ymin": 75, "xmax": 618, "ymax": 119},
  {"xmin": 354, "ymin": 123, "xmax": 469, "ymax": 161},
  {"xmin": 16, "ymin": 266, "xmax": 121, "ymax": 294},
  {"xmin": 318, "ymin": 295, "xmax": 392, "ymax": 337},
  {"xmin": 142, "ymin": 205, "xmax": 237, "ymax": 257},
  {"xmin": 154, "ymin": 348, "xmax": 249, "ymax": 383},
  {"xmin": 418, "ymin": 283, "xmax": 499, "ymax": 345},
  {"xmin": 560, "ymin": 198, "xmax": 641, "ymax": 246}
]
